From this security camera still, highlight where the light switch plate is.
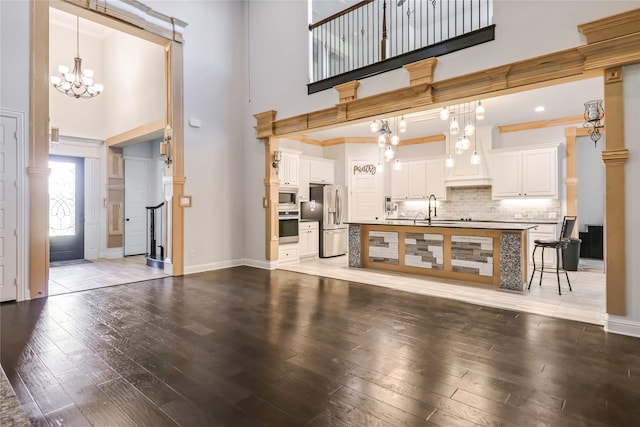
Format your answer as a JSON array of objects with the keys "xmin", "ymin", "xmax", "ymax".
[{"xmin": 179, "ymin": 195, "xmax": 192, "ymax": 207}]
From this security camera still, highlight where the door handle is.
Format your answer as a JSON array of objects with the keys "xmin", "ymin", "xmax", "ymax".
[{"xmin": 126, "ymin": 218, "xmax": 130, "ymax": 221}]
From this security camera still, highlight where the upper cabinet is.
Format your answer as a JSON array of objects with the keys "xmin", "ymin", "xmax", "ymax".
[
  {"xmin": 391, "ymin": 158, "xmax": 447, "ymax": 200},
  {"xmin": 298, "ymin": 158, "xmax": 310, "ymax": 201},
  {"xmin": 309, "ymin": 158, "xmax": 335, "ymax": 184},
  {"xmin": 491, "ymin": 145, "xmax": 558, "ymax": 199},
  {"xmin": 279, "ymin": 149, "xmax": 301, "ymax": 187}
]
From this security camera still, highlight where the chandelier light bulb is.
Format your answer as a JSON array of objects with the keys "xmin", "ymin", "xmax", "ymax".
[
  {"xmin": 370, "ymin": 121, "xmax": 380, "ymax": 133},
  {"xmin": 470, "ymin": 151, "xmax": 481, "ymax": 165},
  {"xmin": 450, "ymin": 117, "xmax": 459, "ymax": 135},
  {"xmin": 455, "ymin": 138, "xmax": 464, "ymax": 154},
  {"xmin": 58, "ymin": 65, "xmax": 69, "ymax": 75},
  {"xmin": 384, "ymin": 146, "xmax": 395, "ymax": 161},
  {"xmin": 50, "ymin": 75, "xmax": 61, "ymax": 86},
  {"xmin": 476, "ymin": 101, "xmax": 485, "ymax": 120},
  {"xmin": 464, "ymin": 121, "xmax": 475, "ymax": 136},
  {"xmin": 445, "ymin": 155, "xmax": 454, "ymax": 168},
  {"xmin": 391, "ymin": 135, "xmax": 400, "ymax": 146},
  {"xmin": 393, "ymin": 159, "xmax": 402, "ymax": 170},
  {"xmin": 378, "ymin": 134, "xmax": 386, "ymax": 147},
  {"xmin": 398, "ymin": 117, "xmax": 407, "ymax": 133},
  {"xmin": 461, "ymin": 136, "xmax": 471, "ymax": 151},
  {"xmin": 83, "ymin": 69, "xmax": 94, "ymax": 78},
  {"xmin": 440, "ymin": 107, "xmax": 449, "ymax": 121}
]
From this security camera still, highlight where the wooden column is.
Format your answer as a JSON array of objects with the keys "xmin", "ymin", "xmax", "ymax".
[
  {"xmin": 165, "ymin": 41, "xmax": 185, "ymax": 276},
  {"xmin": 254, "ymin": 111, "xmax": 279, "ymax": 261},
  {"xmin": 28, "ymin": 1, "xmax": 49, "ymax": 298},
  {"xmin": 601, "ymin": 67, "xmax": 628, "ymax": 315}
]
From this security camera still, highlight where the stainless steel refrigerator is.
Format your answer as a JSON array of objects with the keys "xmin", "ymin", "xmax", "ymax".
[{"xmin": 302, "ymin": 184, "xmax": 348, "ymax": 258}]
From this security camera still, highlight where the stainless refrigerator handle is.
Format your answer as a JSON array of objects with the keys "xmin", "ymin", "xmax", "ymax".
[{"xmin": 336, "ymin": 189, "xmax": 341, "ymax": 225}]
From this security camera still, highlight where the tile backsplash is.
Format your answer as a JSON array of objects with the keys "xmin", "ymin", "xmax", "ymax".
[{"xmin": 392, "ymin": 187, "xmax": 561, "ymax": 222}]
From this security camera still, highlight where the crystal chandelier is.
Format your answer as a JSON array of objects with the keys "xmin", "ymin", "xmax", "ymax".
[
  {"xmin": 50, "ymin": 17, "xmax": 104, "ymax": 99},
  {"xmin": 370, "ymin": 116, "xmax": 407, "ymax": 168},
  {"xmin": 443, "ymin": 101, "xmax": 484, "ymax": 167}
]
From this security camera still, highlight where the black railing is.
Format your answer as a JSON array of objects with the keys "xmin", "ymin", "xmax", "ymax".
[
  {"xmin": 309, "ymin": 0, "xmax": 494, "ymax": 92},
  {"xmin": 145, "ymin": 202, "xmax": 164, "ymax": 268}
]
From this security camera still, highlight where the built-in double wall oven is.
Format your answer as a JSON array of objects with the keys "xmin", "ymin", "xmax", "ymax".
[{"xmin": 278, "ymin": 189, "xmax": 299, "ymax": 243}]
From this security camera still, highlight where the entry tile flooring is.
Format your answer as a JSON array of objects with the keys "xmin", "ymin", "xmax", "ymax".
[
  {"xmin": 49, "ymin": 256, "xmax": 167, "ymax": 296},
  {"xmin": 280, "ymin": 256, "xmax": 606, "ymax": 326}
]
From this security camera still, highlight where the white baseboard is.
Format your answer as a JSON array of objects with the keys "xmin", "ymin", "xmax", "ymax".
[
  {"xmin": 99, "ymin": 248, "xmax": 124, "ymax": 259},
  {"xmin": 183, "ymin": 259, "xmax": 244, "ymax": 275},
  {"xmin": 605, "ymin": 316, "xmax": 640, "ymax": 338},
  {"xmin": 241, "ymin": 258, "xmax": 278, "ymax": 270}
]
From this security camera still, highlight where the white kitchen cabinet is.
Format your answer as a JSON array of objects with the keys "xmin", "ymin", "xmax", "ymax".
[
  {"xmin": 299, "ymin": 221, "xmax": 319, "ymax": 258},
  {"xmin": 491, "ymin": 146, "xmax": 558, "ymax": 199},
  {"xmin": 309, "ymin": 158, "xmax": 335, "ymax": 184},
  {"xmin": 407, "ymin": 161, "xmax": 426, "ymax": 199},
  {"xmin": 279, "ymin": 150, "xmax": 300, "ymax": 187},
  {"xmin": 391, "ymin": 159, "xmax": 447, "ymax": 200},
  {"xmin": 528, "ymin": 223, "xmax": 559, "ymax": 271},
  {"xmin": 391, "ymin": 164, "xmax": 409, "ymax": 199},
  {"xmin": 278, "ymin": 243, "xmax": 299, "ymax": 264},
  {"xmin": 298, "ymin": 158, "xmax": 310, "ymax": 201},
  {"xmin": 425, "ymin": 158, "xmax": 447, "ymax": 200}
]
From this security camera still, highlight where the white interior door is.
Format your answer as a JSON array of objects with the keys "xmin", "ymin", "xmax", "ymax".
[
  {"xmin": 124, "ymin": 157, "xmax": 150, "ymax": 256},
  {"xmin": 0, "ymin": 115, "xmax": 18, "ymax": 302},
  {"xmin": 349, "ymin": 160, "xmax": 383, "ymax": 221}
]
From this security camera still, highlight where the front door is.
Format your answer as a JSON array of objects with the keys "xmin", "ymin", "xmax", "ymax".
[{"xmin": 49, "ymin": 155, "xmax": 84, "ymax": 262}]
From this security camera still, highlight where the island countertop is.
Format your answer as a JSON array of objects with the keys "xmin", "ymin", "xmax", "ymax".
[{"xmin": 346, "ymin": 220, "xmax": 538, "ymax": 231}]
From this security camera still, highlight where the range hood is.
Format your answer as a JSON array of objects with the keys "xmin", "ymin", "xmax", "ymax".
[{"xmin": 444, "ymin": 128, "xmax": 493, "ymax": 187}]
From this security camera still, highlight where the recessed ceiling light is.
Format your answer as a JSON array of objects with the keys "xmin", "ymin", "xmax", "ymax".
[{"xmin": 534, "ymin": 106, "xmax": 545, "ymax": 113}]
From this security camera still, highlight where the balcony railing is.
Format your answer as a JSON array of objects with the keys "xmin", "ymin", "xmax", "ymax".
[{"xmin": 309, "ymin": 0, "xmax": 494, "ymax": 94}]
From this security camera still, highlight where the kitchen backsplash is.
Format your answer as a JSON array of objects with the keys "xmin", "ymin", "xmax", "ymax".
[{"xmin": 392, "ymin": 187, "xmax": 561, "ymax": 222}]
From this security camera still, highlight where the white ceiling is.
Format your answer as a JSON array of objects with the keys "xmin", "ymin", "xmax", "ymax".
[
  {"xmin": 302, "ymin": 77, "xmax": 604, "ymax": 141},
  {"xmin": 50, "ymin": 7, "xmax": 114, "ymax": 40}
]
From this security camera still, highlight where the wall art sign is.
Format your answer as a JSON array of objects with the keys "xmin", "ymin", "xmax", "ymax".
[{"xmin": 353, "ymin": 164, "xmax": 377, "ymax": 175}]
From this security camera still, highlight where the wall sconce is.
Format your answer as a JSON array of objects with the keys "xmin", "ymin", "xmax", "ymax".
[
  {"xmin": 160, "ymin": 125, "xmax": 172, "ymax": 165},
  {"xmin": 49, "ymin": 127, "xmax": 60, "ymax": 151},
  {"xmin": 272, "ymin": 150, "xmax": 282, "ymax": 169},
  {"xmin": 583, "ymin": 99, "xmax": 604, "ymax": 145}
]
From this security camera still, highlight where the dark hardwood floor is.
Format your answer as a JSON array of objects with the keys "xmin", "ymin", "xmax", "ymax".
[{"xmin": 1, "ymin": 266, "xmax": 639, "ymax": 426}]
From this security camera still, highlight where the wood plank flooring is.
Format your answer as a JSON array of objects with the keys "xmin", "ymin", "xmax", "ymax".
[{"xmin": 1, "ymin": 266, "xmax": 639, "ymax": 426}]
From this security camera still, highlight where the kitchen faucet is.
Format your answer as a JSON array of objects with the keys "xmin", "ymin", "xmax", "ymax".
[{"xmin": 427, "ymin": 194, "xmax": 437, "ymax": 225}]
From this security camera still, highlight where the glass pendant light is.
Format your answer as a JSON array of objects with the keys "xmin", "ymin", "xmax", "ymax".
[
  {"xmin": 378, "ymin": 134, "xmax": 386, "ymax": 147},
  {"xmin": 476, "ymin": 101, "xmax": 485, "ymax": 120},
  {"xmin": 470, "ymin": 151, "xmax": 481, "ymax": 165},
  {"xmin": 391, "ymin": 134, "xmax": 400, "ymax": 146},
  {"xmin": 370, "ymin": 121, "xmax": 380, "ymax": 133},
  {"xmin": 445, "ymin": 155, "xmax": 454, "ymax": 168},
  {"xmin": 450, "ymin": 116, "xmax": 459, "ymax": 135},
  {"xmin": 440, "ymin": 107, "xmax": 449, "ymax": 121},
  {"xmin": 398, "ymin": 116, "xmax": 407, "ymax": 133},
  {"xmin": 464, "ymin": 120, "xmax": 475, "ymax": 136}
]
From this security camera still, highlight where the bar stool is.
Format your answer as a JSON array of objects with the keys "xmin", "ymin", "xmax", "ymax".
[{"xmin": 528, "ymin": 216, "xmax": 577, "ymax": 295}]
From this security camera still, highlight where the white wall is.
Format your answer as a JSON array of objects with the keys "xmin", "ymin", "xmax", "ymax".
[
  {"xmin": 0, "ymin": 1, "xmax": 30, "ymax": 115},
  {"xmin": 609, "ymin": 63, "xmax": 640, "ymax": 336},
  {"xmin": 147, "ymin": 0, "xmax": 248, "ymax": 271},
  {"xmin": 102, "ymin": 32, "xmax": 165, "ymax": 137}
]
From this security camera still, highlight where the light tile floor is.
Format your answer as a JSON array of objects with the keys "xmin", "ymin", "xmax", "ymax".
[
  {"xmin": 279, "ymin": 256, "xmax": 606, "ymax": 326},
  {"xmin": 49, "ymin": 255, "xmax": 168, "ymax": 296}
]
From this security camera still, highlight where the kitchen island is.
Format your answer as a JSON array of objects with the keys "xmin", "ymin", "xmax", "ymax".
[{"xmin": 347, "ymin": 220, "xmax": 537, "ymax": 291}]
